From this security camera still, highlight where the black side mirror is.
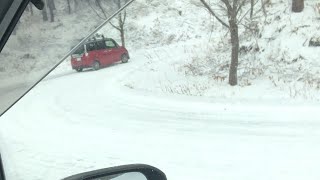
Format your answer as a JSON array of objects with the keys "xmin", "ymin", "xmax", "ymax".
[
  {"xmin": 0, "ymin": 155, "xmax": 5, "ymax": 180},
  {"xmin": 63, "ymin": 164, "xmax": 167, "ymax": 180}
]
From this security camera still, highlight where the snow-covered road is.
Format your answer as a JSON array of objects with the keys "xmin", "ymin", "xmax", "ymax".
[{"xmin": 1, "ymin": 52, "xmax": 320, "ymax": 180}]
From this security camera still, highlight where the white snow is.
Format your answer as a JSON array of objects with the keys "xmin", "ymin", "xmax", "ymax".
[
  {"xmin": 1, "ymin": 0, "xmax": 320, "ymax": 180},
  {"xmin": 1, "ymin": 48, "xmax": 320, "ymax": 180}
]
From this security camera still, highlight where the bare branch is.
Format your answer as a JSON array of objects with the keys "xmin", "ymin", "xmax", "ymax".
[
  {"xmin": 261, "ymin": 0, "xmax": 267, "ymax": 17},
  {"xmin": 109, "ymin": 22, "xmax": 121, "ymax": 31},
  {"xmin": 211, "ymin": 1, "xmax": 228, "ymax": 12},
  {"xmin": 93, "ymin": 0, "xmax": 108, "ymax": 19},
  {"xmin": 237, "ymin": 0, "xmax": 259, "ymax": 22},
  {"xmin": 233, "ymin": 0, "xmax": 239, "ymax": 11},
  {"xmin": 122, "ymin": 10, "xmax": 127, "ymax": 25},
  {"xmin": 237, "ymin": 5, "xmax": 252, "ymax": 23},
  {"xmin": 220, "ymin": 0, "xmax": 233, "ymax": 11},
  {"xmin": 200, "ymin": 0, "xmax": 230, "ymax": 28},
  {"xmin": 255, "ymin": 0, "xmax": 270, "ymax": 17},
  {"xmin": 250, "ymin": 0, "xmax": 254, "ymax": 18},
  {"xmin": 88, "ymin": 1, "xmax": 106, "ymax": 20},
  {"xmin": 236, "ymin": 0, "xmax": 247, "ymax": 15}
]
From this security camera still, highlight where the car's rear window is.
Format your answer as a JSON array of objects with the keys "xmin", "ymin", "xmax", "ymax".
[
  {"xmin": 72, "ymin": 45, "xmax": 85, "ymax": 55},
  {"xmin": 86, "ymin": 42, "xmax": 97, "ymax": 52}
]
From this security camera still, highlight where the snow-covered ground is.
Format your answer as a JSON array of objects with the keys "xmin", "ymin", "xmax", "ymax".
[
  {"xmin": 1, "ymin": 0, "xmax": 320, "ymax": 180},
  {"xmin": 1, "ymin": 48, "xmax": 320, "ymax": 180}
]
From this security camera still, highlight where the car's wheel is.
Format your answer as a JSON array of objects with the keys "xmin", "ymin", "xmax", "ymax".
[
  {"xmin": 76, "ymin": 68, "xmax": 83, "ymax": 72},
  {"xmin": 121, "ymin": 54, "xmax": 129, "ymax": 63},
  {"xmin": 92, "ymin": 61, "xmax": 100, "ymax": 70}
]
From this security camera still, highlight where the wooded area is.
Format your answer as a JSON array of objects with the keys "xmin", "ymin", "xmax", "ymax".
[{"xmin": 199, "ymin": 0, "xmax": 305, "ymax": 86}]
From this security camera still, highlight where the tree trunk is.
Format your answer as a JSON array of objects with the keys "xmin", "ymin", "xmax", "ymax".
[
  {"xmin": 119, "ymin": 12, "xmax": 125, "ymax": 47},
  {"xmin": 49, "ymin": 7, "xmax": 54, "ymax": 22},
  {"xmin": 74, "ymin": 0, "xmax": 79, "ymax": 9},
  {"xmin": 48, "ymin": 0, "xmax": 54, "ymax": 22},
  {"xmin": 250, "ymin": 0, "xmax": 254, "ymax": 19},
  {"xmin": 52, "ymin": 0, "xmax": 56, "ymax": 10},
  {"xmin": 42, "ymin": 3, "xmax": 48, "ymax": 21},
  {"xmin": 261, "ymin": 0, "xmax": 267, "ymax": 17},
  {"xmin": 292, "ymin": 0, "xmax": 304, "ymax": 12},
  {"xmin": 118, "ymin": 0, "xmax": 126, "ymax": 47},
  {"xmin": 120, "ymin": 27, "xmax": 125, "ymax": 47},
  {"xmin": 228, "ymin": 20, "xmax": 239, "ymax": 86},
  {"xmin": 67, "ymin": 0, "xmax": 71, "ymax": 14},
  {"xmin": 95, "ymin": 0, "xmax": 101, "ymax": 6},
  {"xmin": 30, "ymin": 3, "xmax": 33, "ymax": 15}
]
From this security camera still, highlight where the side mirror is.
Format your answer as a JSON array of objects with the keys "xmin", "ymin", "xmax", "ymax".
[
  {"xmin": 0, "ymin": 155, "xmax": 5, "ymax": 180},
  {"xmin": 63, "ymin": 164, "xmax": 167, "ymax": 180}
]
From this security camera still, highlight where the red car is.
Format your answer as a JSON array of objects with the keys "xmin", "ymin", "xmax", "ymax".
[{"xmin": 71, "ymin": 38, "xmax": 129, "ymax": 72}]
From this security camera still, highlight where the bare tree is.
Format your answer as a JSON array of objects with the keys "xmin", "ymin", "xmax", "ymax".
[
  {"xmin": 199, "ymin": 0, "xmax": 265, "ymax": 86},
  {"xmin": 250, "ymin": 0, "xmax": 254, "ymax": 19},
  {"xmin": 74, "ymin": 0, "xmax": 79, "ymax": 9},
  {"xmin": 90, "ymin": 0, "xmax": 128, "ymax": 47},
  {"xmin": 261, "ymin": 0, "xmax": 267, "ymax": 17},
  {"xmin": 292, "ymin": 0, "xmax": 304, "ymax": 12},
  {"xmin": 29, "ymin": 3, "xmax": 33, "ymax": 15},
  {"xmin": 52, "ymin": 0, "xmax": 56, "ymax": 10},
  {"xmin": 200, "ymin": 0, "xmax": 243, "ymax": 85},
  {"xmin": 112, "ymin": 0, "xmax": 127, "ymax": 47},
  {"xmin": 67, "ymin": 0, "xmax": 71, "ymax": 14},
  {"xmin": 42, "ymin": 0, "xmax": 48, "ymax": 21},
  {"xmin": 47, "ymin": 0, "xmax": 55, "ymax": 22}
]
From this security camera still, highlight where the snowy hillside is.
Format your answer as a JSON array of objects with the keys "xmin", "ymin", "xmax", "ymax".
[
  {"xmin": 112, "ymin": 0, "xmax": 320, "ymax": 101},
  {"xmin": 1, "ymin": 0, "xmax": 320, "ymax": 99},
  {"xmin": 53, "ymin": 0, "xmax": 320, "ymax": 101}
]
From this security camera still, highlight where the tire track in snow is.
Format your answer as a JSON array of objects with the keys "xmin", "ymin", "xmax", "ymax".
[
  {"xmin": 46, "ymin": 52, "xmax": 320, "ymax": 139},
  {"xmin": 2, "ymin": 50, "xmax": 320, "ymax": 180}
]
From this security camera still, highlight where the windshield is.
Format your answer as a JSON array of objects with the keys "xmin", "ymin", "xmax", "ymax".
[{"xmin": 1, "ymin": 0, "xmax": 320, "ymax": 179}]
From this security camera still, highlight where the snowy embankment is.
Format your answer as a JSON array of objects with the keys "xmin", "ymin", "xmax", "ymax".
[{"xmin": 115, "ymin": 0, "xmax": 320, "ymax": 101}]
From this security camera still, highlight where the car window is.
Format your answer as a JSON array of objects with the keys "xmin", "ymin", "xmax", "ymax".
[
  {"xmin": 73, "ymin": 45, "xmax": 85, "ymax": 55},
  {"xmin": 105, "ymin": 40, "xmax": 116, "ymax": 48},
  {"xmin": 86, "ymin": 42, "xmax": 97, "ymax": 52},
  {"xmin": 96, "ymin": 40, "xmax": 107, "ymax": 50}
]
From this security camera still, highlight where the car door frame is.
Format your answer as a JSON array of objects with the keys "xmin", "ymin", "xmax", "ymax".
[
  {"xmin": 111, "ymin": 39, "xmax": 123, "ymax": 62},
  {"xmin": 105, "ymin": 39, "xmax": 117, "ymax": 64},
  {"xmin": 94, "ymin": 40, "xmax": 110, "ymax": 66}
]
